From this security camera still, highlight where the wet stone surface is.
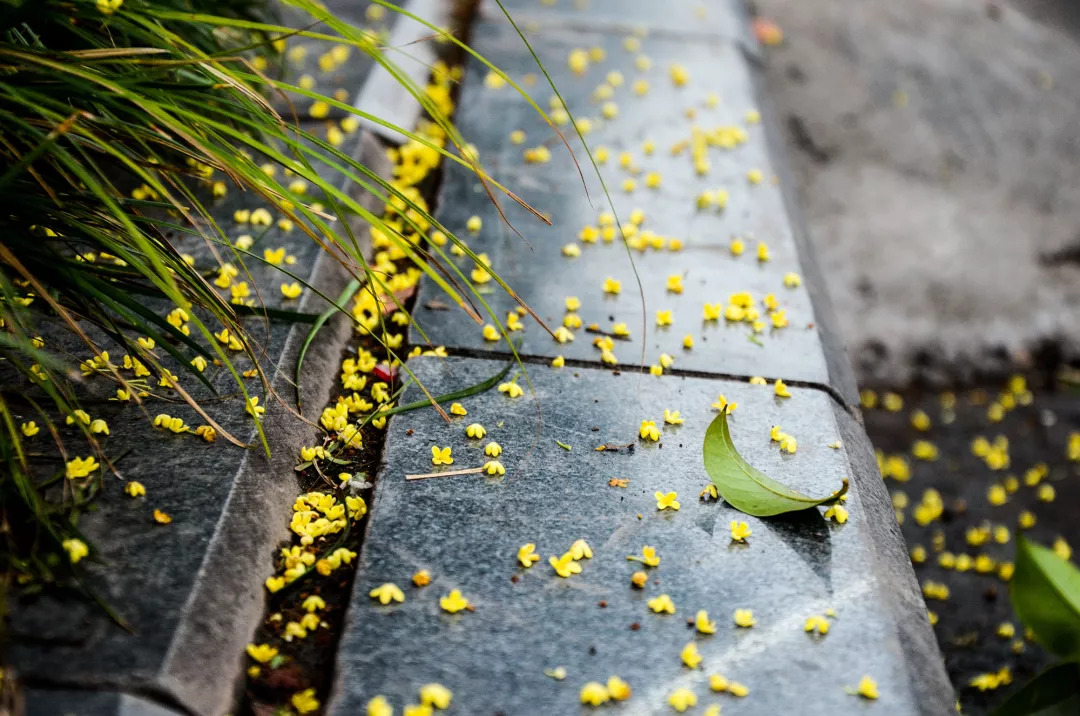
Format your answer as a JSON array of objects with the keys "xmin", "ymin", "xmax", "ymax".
[
  {"xmin": 408, "ymin": 18, "xmax": 842, "ymax": 388},
  {"xmin": 8, "ymin": 128, "xmax": 385, "ymax": 716},
  {"xmin": 328, "ymin": 356, "xmax": 951, "ymax": 715},
  {"xmin": 269, "ymin": 0, "xmax": 379, "ymax": 120}
]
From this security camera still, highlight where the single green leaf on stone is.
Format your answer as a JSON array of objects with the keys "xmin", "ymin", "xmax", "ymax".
[
  {"xmin": 556, "ymin": 440, "xmax": 572, "ymax": 451},
  {"xmin": 993, "ymin": 661, "xmax": 1080, "ymax": 716},
  {"xmin": 702, "ymin": 412, "xmax": 848, "ymax": 517},
  {"xmin": 1011, "ymin": 536, "xmax": 1080, "ymax": 661}
]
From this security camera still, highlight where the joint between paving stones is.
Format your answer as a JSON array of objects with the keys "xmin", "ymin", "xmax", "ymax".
[{"xmin": 433, "ymin": 343, "xmax": 860, "ymax": 418}]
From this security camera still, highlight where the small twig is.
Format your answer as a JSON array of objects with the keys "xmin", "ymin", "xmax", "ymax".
[
  {"xmin": 406, "ymin": 466, "xmax": 485, "ymax": 481},
  {"xmin": 585, "ymin": 324, "xmax": 632, "ymax": 340}
]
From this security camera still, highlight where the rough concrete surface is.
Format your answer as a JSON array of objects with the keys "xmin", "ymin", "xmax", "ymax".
[{"xmin": 755, "ymin": 0, "xmax": 1080, "ymax": 385}]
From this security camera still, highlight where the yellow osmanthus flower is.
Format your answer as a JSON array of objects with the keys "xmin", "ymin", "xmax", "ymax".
[
  {"xmin": 66, "ymin": 456, "xmax": 99, "ymax": 479},
  {"xmin": 431, "ymin": 446, "xmax": 453, "ymax": 466},
  {"xmin": 280, "ymin": 282, "xmax": 303, "ymax": 299},
  {"xmin": 465, "ymin": 423, "xmax": 486, "ymax": 439},
  {"xmin": 419, "ymin": 682, "xmax": 453, "ymax": 709},
  {"xmin": 696, "ymin": 609, "xmax": 717, "ymax": 634},
  {"xmin": 663, "ymin": 409, "xmax": 684, "ymax": 425},
  {"xmin": 498, "ymin": 381, "xmax": 524, "ymax": 398},
  {"xmin": 439, "ymin": 589, "xmax": 471, "ymax": 613},
  {"xmin": 730, "ymin": 520, "xmax": 752, "ymax": 542},
  {"xmin": 775, "ymin": 379, "xmax": 792, "ymax": 397},
  {"xmin": 62, "ymin": 538, "xmax": 89, "ymax": 564},
  {"xmin": 367, "ymin": 695, "xmax": 393, "ymax": 716},
  {"xmin": 154, "ymin": 414, "xmax": 189, "ymax": 433},
  {"xmin": 518, "ymin": 543, "xmax": 540, "ymax": 568},
  {"xmin": 711, "ymin": 394, "xmax": 737, "ymax": 413},
  {"xmin": 825, "ymin": 505, "xmax": 849, "ymax": 524},
  {"xmin": 291, "ymin": 689, "xmax": 319, "ymax": 714},
  {"xmin": 449, "ymin": 402, "xmax": 467, "ymax": 416},
  {"xmin": 552, "ymin": 355, "xmax": 566, "ymax": 367},
  {"xmin": 851, "ymin": 676, "xmax": 879, "ymax": 700},
  {"xmin": 545, "ymin": 666, "xmax": 567, "ymax": 680},
  {"xmin": 483, "ymin": 460, "xmax": 505, "ymax": 475},
  {"xmin": 681, "ymin": 642, "xmax": 703, "ymax": 669},
  {"xmin": 628, "ymin": 545, "xmax": 660, "ymax": 567},
  {"xmin": 553, "ymin": 326, "xmax": 575, "ymax": 344},
  {"xmin": 97, "ymin": 0, "xmax": 123, "ymax": 14},
  {"xmin": 648, "ymin": 594, "xmax": 676, "ymax": 614},
  {"xmin": 734, "ymin": 608, "xmax": 756, "ymax": 627},
  {"xmin": 246, "ymin": 643, "xmax": 278, "ymax": 663},
  {"xmin": 602, "ymin": 277, "xmax": 622, "ymax": 294},
  {"xmin": 631, "ymin": 571, "xmax": 648, "ymax": 588},
  {"xmin": 667, "ymin": 688, "xmax": 697, "ymax": 712},
  {"xmin": 21, "ymin": 421, "xmax": 39, "ymax": 437},
  {"xmin": 655, "ymin": 491, "xmax": 680, "ymax": 511},
  {"xmin": 639, "ymin": 420, "xmax": 660, "ymax": 441},
  {"xmin": 246, "ymin": 397, "xmax": 265, "ymax": 417},
  {"xmin": 153, "ymin": 509, "xmax": 172, "ymax": 525},
  {"xmin": 303, "ymin": 595, "xmax": 326, "ymax": 613},
  {"xmin": 606, "ymin": 676, "xmax": 631, "ymax": 701},
  {"xmin": 549, "ymin": 552, "xmax": 582, "ymax": 578},
  {"xmin": 912, "ymin": 440, "xmax": 939, "ymax": 461},
  {"xmin": 570, "ymin": 539, "xmax": 593, "ymax": 560},
  {"xmin": 369, "ymin": 583, "xmax": 405, "ymax": 605},
  {"xmin": 805, "ymin": 615, "xmax": 830, "ymax": 635},
  {"xmin": 700, "ymin": 483, "xmax": 719, "ymax": 500},
  {"xmin": 580, "ymin": 682, "xmax": 609, "ymax": 706},
  {"xmin": 484, "ymin": 442, "xmax": 502, "ymax": 458},
  {"xmin": 124, "ymin": 481, "xmax": 146, "ymax": 498}
]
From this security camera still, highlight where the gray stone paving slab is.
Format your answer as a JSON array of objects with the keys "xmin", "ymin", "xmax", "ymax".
[
  {"xmin": 405, "ymin": 18, "xmax": 856, "ymax": 394},
  {"xmin": 479, "ymin": 0, "xmax": 745, "ymax": 42},
  {"xmin": 456, "ymin": 20, "xmax": 788, "ymax": 224},
  {"xmin": 270, "ymin": 1, "xmax": 378, "ymax": 120},
  {"xmin": 9, "ymin": 129, "xmax": 388, "ymax": 716},
  {"xmin": 25, "ymin": 690, "xmax": 184, "ymax": 716},
  {"xmin": 413, "ymin": 165, "xmax": 830, "ymax": 385},
  {"xmin": 328, "ymin": 356, "xmax": 952, "ymax": 715}
]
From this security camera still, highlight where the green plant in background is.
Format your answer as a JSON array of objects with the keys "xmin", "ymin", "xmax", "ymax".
[
  {"xmin": 0, "ymin": 0, "xmax": 543, "ymax": 615},
  {"xmin": 994, "ymin": 537, "xmax": 1080, "ymax": 715}
]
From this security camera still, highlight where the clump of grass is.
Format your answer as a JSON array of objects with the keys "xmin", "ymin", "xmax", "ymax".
[{"xmin": 0, "ymin": 0, "xmax": 536, "ymax": 614}]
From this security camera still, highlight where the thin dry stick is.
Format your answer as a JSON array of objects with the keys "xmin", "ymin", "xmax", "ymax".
[{"xmin": 405, "ymin": 466, "xmax": 486, "ymax": 481}]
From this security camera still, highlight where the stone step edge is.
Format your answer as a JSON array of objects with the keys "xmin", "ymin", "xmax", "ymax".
[{"xmin": 423, "ymin": 345, "xmax": 857, "ymax": 418}]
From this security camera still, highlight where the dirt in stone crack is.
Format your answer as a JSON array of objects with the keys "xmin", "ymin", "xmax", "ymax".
[
  {"xmin": 860, "ymin": 368, "xmax": 1080, "ymax": 715},
  {"xmin": 238, "ymin": 89, "xmax": 470, "ymax": 716}
]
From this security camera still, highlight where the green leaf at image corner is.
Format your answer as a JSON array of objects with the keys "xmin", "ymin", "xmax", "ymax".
[
  {"xmin": 702, "ymin": 412, "xmax": 847, "ymax": 517},
  {"xmin": 1011, "ymin": 536, "xmax": 1080, "ymax": 661},
  {"xmin": 993, "ymin": 661, "xmax": 1080, "ymax": 716}
]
